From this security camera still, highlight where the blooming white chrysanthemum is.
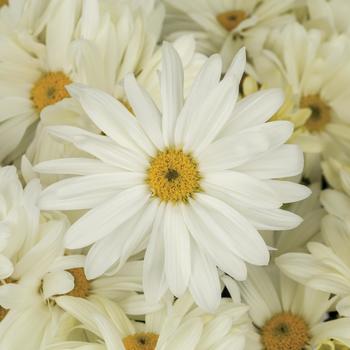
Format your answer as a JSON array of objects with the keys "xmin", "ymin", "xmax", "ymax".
[
  {"xmin": 35, "ymin": 45, "xmax": 309, "ymax": 311},
  {"xmin": 0, "ymin": 0, "xmax": 165, "ymax": 164},
  {"xmin": 237, "ymin": 266, "xmax": 350, "ymax": 349},
  {"xmin": 277, "ymin": 189, "xmax": 350, "ymax": 318},
  {"xmin": 0, "ymin": 207, "xmax": 156, "ymax": 349},
  {"xmin": 164, "ymin": 0, "xmax": 295, "ymax": 67},
  {"xmin": 254, "ymin": 23, "xmax": 350, "ymax": 162},
  {"xmin": 49, "ymin": 292, "xmax": 251, "ymax": 350}
]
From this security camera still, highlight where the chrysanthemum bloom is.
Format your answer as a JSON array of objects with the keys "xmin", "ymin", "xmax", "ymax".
[
  {"xmin": 237, "ymin": 266, "xmax": 350, "ymax": 350},
  {"xmin": 0, "ymin": 206, "xmax": 156, "ymax": 350},
  {"xmin": 0, "ymin": 0, "xmax": 165, "ymax": 164},
  {"xmin": 254, "ymin": 23, "xmax": 350, "ymax": 165},
  {"xmin": 36, "ymin": 45, "xmax": 308, "ymax": 311},
  {"xmin": 50, "ymin": 293, "xmax": 250, "ymax": 350},
  {"xmin": 164, "ymin": 0, "xmax": 295, "ymax": 67},
  {"xmin": 277, "ymin": 189, "xmax": 350, "ymax": 319}
]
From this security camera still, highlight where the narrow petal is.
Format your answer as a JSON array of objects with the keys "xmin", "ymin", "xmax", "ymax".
[
  {"xmin": 64, "ymin": 185, "xmax": 150, "ymax": 249},
  {"xmin": 161, "ymin": 42, "xmax": 184, "ymax": 146},
  {"xmin": 163, "ymin": 204, "xmax": 191, "ymax": 296}
]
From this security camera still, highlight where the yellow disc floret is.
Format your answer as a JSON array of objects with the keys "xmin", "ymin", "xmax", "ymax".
[
  {"xmin": 147, "ymin": 149, "xmax": 201, "ymax": 203},
  {"xmin": 261, "ymin": 312, "xmax": 310, "ymax": 350},
  {"xmin": 123, "ymin": 332, "xmax": 159, "ymax": 350},
  {"xmin": 300, "ymin": 95, "xmax": 331, "ymax": 132},
  {"xmin": 31, "ymin": 72, "xmax": 72, "ymax": 112},
  {"xmin": 65, "ymin": 268, "xmax": 90, "ymax": 298},
  {"xmin": 217, "ymin": 10, "xmax": 247, "ymax": 31}
]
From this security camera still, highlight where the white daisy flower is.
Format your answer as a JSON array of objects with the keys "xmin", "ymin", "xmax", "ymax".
[
  {"xmin": 164, "ymin": 0, "xmax": 295, "ymax": 67},
  {"xmin": 0, "ymin": 208, "xmax": 155, "ymax": 349},
  {"xmin": 0, "ymin": 0, "xmax": 165, "ymax": 164},
  {"xmin": 254, "ymin": 22, "xmax": 350, "ymax": 162},
  {"xmin": 277, "ymin": 189, "xmax": 350, "ymax": 318},
  {"xmin": 48, "ymin": 292, "xmax": 250, "ymax": 350},
  {"xmin": 237, "ymin": 266, "xmax": 350, "ymax": 349},
  {"xmin": 35, "ymin": 45, "xmax": 308, "ymax": 311}
]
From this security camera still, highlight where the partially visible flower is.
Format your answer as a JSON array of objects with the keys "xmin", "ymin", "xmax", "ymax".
[
  {"xmin": 277, "ymin": 189, "xmax": 350, "ymax": 318},
  {"xmin": 238, "ymin": 265, "xmax": 350, "ymax": 349},
  {"xmin": 254, "ymin": 23, "xmax": 350, "ymax": 167},
  {"xmin": 49, "ymin": 292, "xmax": 251, "ymax": 350},
  {"xmin": 163, "ymin": 0, "xmax": 296, "ymax": 68}
]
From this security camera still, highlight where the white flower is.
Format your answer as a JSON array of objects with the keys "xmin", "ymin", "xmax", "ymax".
[
  {"xmin": 254, "ymin": 22, "xmax": 350, "ymax": 161},
  {"xmin": 238, "ymin": 266, "xmax": 350, "ymax": 349},
  {"xmin": 35, "ymin": 45, "xmax": 308, "ymax": 311},
  {"xmin": 0, "ymin": 207, "xmax": 153, "ymax": 350},
  {"xmin": 164, "ymin": 0, "xmax": 295, "ymax": 67},
  {"xmin": 48, "ymin": 292, "xmax": 250, "ymax": 350},
  {"xmin": 0, "ymin": 0, "xmax": 165, "ymax": 164},
  {"xmin": 277, "ymin": 189, "xmax": 350, "ymax": 318}
]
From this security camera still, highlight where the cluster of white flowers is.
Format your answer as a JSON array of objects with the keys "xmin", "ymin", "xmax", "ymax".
[{"xmin": 0, "ymin": 0, "xmax": 350, "ymax": 349}]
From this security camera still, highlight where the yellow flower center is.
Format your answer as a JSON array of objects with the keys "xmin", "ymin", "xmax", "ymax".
[
  {"xmin": 217, "ymin": 10, "xmax": 247, "ymax": 31},
  {"xmin": 123, "ymin": 333, "xmax": 159, "ymax": 350},
  {"xmin": 0, "ymin": 0, "xmax": 8, "ymax": 7},
  {"xmin": 147, "ymin": 149, "xmax": 201, "ymax": 203},
  {"xmin": 300, "ymin": 95, "xmax": 331, "ymax": 132},
  {"xmin": 31, "ymin": 72, "xmax": 72, "ymax": 112},
  {"xmin": 261, "ymin": 312, "xmax": 310, "ymax": 350},
  {"xmin": 65, "ymin": 268, "xmax": 90, "ymax": 298}
]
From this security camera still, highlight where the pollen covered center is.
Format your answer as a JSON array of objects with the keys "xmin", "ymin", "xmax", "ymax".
[
  {"xmin": 0, "ymin": 0, "xmax": 8, "ymax": 7},
  {"xmin": 123, "ymin": 332, "xmax": 159, "ymax": 350},
  {"xmin": 217, "ymin": 10, "xmax": 247, "ymax": 31},
  {"xmin": 65, "ymin": 268, "xmax": 90, "ymax": 298},
  {"xmin": 31, "ymin": 72, "xmax": 72, "ymax": 112},
  {"xmin": 261, "ymin": 312, "xmax": 310, "ymax": 350},
  {"xmin": 300, "ymin": 94, "xmax": 331, "ymax": 132},
  {"xmin": 147, "ymin": 149, "xmax": 201, "ymax": 202}
]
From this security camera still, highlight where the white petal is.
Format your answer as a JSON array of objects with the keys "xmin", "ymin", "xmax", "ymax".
[
  {"xmin": 189, "ymin": 242, "xmax": 221, "ymax": 312},
  {"xmin": 143, "ymin": 202, "xmax": 167, "ymax": 303},
  {"xmin": 192, "ymin": 194, "xmax": 269, "ymax": 265},
  {"xmin": 236, "ymin": 144, "xmax": 304, "ymax": 179},
  {"xmin": 67, "ymin": 84, "xmax": 155, "ymax": 156},
  {"xmin": 163, "ymin": 204, "xmax": 191, "ymax": 296},
  {"xmin": 39, "ymin": 172, "xmax": 144, "ymax": 210},
  {"xmin": 34, "ymin": 158, "xmax": 118, "ymax": 175},
  {"xmin": 175, "ymin": 54, "xmax": 222, "ymax": 145},
  {"xmin": 265, "ymin": 180, "xmax": 311, "ymax": 203},
  {"xmin": 161, "ymin": 42, "xmax": 184, "ymax": 146},
  {"xmin": 85, "ymin": 201, "xmax": 157, "ymax": 279},
  {"xmin": 64, "ymin": 185, "xmax": 149, "ymax": 249},
  {"xmin": 124, "ymin": 73, "xmax": 164, "ymax": 150},
  {"xmin": 222, "ymin": 89, "xmax": 285, "ymax": 136},
  {"xmin": 42, "ymin": 270, "xmax": 74, "ymax": 299},
  {"xmin": 0, "ymin": 255, "xmax": 13, "ymax": 280}
]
